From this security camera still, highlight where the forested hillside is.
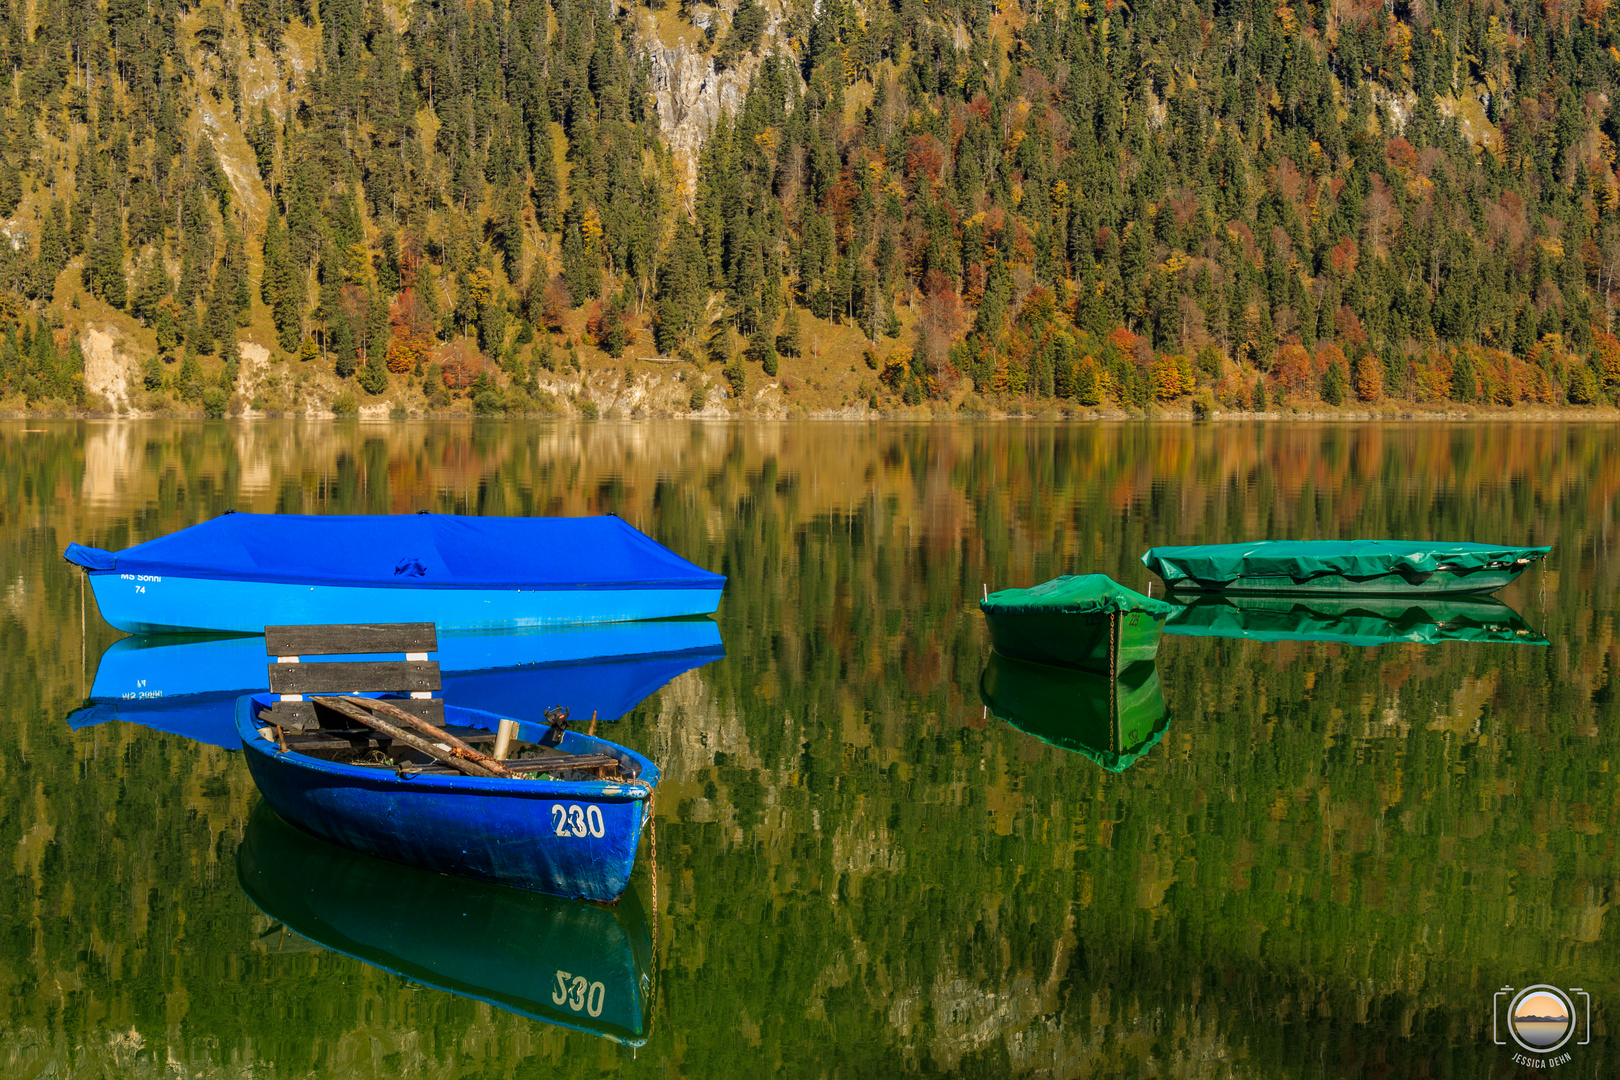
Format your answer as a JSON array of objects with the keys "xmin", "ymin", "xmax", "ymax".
[{"xmin": 5, "ymin": 0, "xmax": 1620, "ymax": 415}]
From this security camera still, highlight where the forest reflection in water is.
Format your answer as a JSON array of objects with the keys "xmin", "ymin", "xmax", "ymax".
[{"xmin": 0, "ymin": 419, "xmax": 1616, "ymax": 1078}]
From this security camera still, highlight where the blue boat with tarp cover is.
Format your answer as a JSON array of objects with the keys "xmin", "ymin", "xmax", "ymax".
[{"xmin": 64, "ymin": 512, "xmax": 725, "ymax": 634}]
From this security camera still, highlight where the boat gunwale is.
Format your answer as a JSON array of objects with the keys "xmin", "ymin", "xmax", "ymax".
[
  {"xmin": 83, "ymin": 567, "xmax": 723, "ymax": 592},
  {"xmin": 237, "ymin": 695, "xmax": 660, "ymax": 801},
  {"xmin": 1160, "ymin": 567, "xmax": 1528, "ymax": 596}
]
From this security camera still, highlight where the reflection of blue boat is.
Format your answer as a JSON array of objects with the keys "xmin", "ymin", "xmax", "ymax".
[
  {"xmin": 65, "ymin": 513, "xmax": 724, "ymax": 633},
  {"xmin": 239, "ymin": 805, "xmax": 654, "ymax": 1043},
  {"xmin": 1163, "ymin": 595, "xmax": 1548, "ymax": 647},
  {"xmin": 240, "ymin": 694, "xmax": 658, "ymax": 902},
  {"xmin": 69, "ymin": 620, "xmax": 723, "ymax": 748}
]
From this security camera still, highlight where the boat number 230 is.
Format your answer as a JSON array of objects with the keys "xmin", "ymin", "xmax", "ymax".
[
  {"xmin": 552, "ymin": 971, "xmax": 606, "ymax": 1016},
  {"xmin": 550, "ymin": 803, "xmax": 606, "ymax": 838}
]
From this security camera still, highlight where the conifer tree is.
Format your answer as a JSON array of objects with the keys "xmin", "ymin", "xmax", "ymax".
[
  {"xmin": 88, "ymin": 192, "xmax": 127, "ymax": 309},
  {"xmin": 131, "ymin": 251, "xmax": 172, "ymax": 325}
]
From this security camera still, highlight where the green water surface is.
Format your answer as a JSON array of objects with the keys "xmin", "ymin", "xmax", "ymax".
[{"xmin": 0, "ymin": 420, "xmax": 1612, "ymax": 1079}]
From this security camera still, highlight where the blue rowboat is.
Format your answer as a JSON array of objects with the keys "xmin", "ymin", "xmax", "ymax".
[
  {"xmin": 64, "ymin": 512, "xmax": 724, "ymax": 634},
  {"xmin": 69, "ymin": 620, "xmax": 724, "ymax": 747},
  {"xmin": 237, "ymin": 693, "xmax": 659, "ymax": 902},
  {"xmin": 238, "ymin": 805, "xmax": 654, "ymax": 1044}
]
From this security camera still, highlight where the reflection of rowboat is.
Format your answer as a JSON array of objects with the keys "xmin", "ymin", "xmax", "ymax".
[
  {"xmin": 1141, "ymin": 540, "xmax": 1550, "ymax": 596},
  {"xmin": 67, "ymin": 620, "xmax": 723, "ymax": 747},
  {"xmin": 980, "ymin": 575, "xmax": 1176, "ymax": 675},
  {"xmin": 238, "ymin": 805, "xmax": 654, "ymax": 1045},
  {"xmin": 979, "ymin": 651, "xmax": 1170, "ymax": 772},
  {"xmin": 65, "ymin": 512, "xmax": 725, "ymax": 633},
  {"xmin": 1164, "ymin": 595, "xmax": 1548, "ymax": 646}
]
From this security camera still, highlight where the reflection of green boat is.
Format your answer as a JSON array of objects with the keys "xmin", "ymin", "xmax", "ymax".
[
  {"xmin": 1163, "ymin": 594, "xmax": 1548, "ymax": 646},
  {"xmin": 980, "ymin": 575, "xmax": 1177, "ymax": 675},
  {"xmin": 979, "ymin": 652, "xmax": 1170, "ymax": 772},
  {"xmin": 238, "ymin": 804, "xmax": 654, "ymax": 1045}
]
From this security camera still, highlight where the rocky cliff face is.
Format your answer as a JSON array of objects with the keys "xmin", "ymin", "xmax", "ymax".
[{"xmin": 637, "ymin": 3, "xmax": 795, "ymax": 206}]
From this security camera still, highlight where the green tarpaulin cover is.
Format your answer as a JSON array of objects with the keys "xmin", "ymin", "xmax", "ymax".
[
  {"xmin": 982, "ymin": 574, "xmax": 1177, "ymax": 618},
  {"xmin": 1140, "ymin": 541, "xmax": 1550, "ymax": 587}
]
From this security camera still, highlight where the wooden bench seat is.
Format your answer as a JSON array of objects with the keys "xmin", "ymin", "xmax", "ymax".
[
  {"xmin": 259, "ymin": 623, "xmax": 619, "ymax": 779},
  {"xmin": 263, "ymin": 623, "xmax": 442, "ymax": 732}
]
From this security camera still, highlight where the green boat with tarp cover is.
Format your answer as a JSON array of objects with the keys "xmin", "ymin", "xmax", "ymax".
[
  {"xmin": 1140, "ymin": 540, "xmax": 1550, "ymax": 596},
  {"xmin": 1164, "ymin": 594, "xmax": 1548, "ymax": 647},
  {"xmin": 980, "ymin": 574, "xmax": 1177, "ymax": 675},
  {"xmin": 979, "ymin": 652, "xmax": 1170, "ymax": 773}
]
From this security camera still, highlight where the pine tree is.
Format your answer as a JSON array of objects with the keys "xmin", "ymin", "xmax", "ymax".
[
  {"xmin": 357, "ymin": 352, "xmax": 390, "ymax": 394},
  {"xmin": 88, "ymin": 192, "xmax": 127, "ymax": 308},
  {"xmin": 1320, "ymin": 359, "xmax": 1346, "ymax": 405},
  {"xmin": 131, "ymin": 251, "xmax": 172, "ymax": 324},
  {"xmin": 560, "ymin": 203, "xmax": 600, "ymax": 305},
  {"xmin": 31, "ymin": 203, "xmax": 68, "ymax": 301},
  {"xmin": 777, "ymin": 305, "xmax": 802, "ymax": 357}
]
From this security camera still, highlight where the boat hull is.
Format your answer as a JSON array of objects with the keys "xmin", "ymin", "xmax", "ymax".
[
  {"xmin": 237, "ymin": 696, "xmax": 657, "ymax": 902},
  {"xmin": 983, "ymin": 608, "xmax": 1166, "ymax": 675},
  {"xmin": 239, "ymin": 805, "xmax": 654, "ymax": 1044},
  {"xmin": 89, "ymin": 572, "xmax": 723, "ymax": 634},
  {"xmin": 1161, "ymin": 566, "xmax": 1529, "ymax": 597}
]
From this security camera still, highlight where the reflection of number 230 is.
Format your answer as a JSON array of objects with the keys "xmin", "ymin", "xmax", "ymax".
[
  {"xmin": 550, "ymin": 803, "xmax": 606, "ymax": 838},
  {"xmin": 553, "ymin": 971, "xmax": 606, "ymax": 1016}
]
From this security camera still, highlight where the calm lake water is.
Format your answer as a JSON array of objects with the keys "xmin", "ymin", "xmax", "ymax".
[{"xmin": 1, "ymin": 420, "xmax": 1615, "ymax": 1078}]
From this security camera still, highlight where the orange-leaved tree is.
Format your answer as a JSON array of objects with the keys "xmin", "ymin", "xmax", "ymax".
[
  {"xmin": 386, "ymin": 288, "xmax": 435, "ymax": 372},
  {"xmin": 1274, "ymin": 343, "xmax": 1315, "ymax": 402},
  {"xmin": 1590, "ymin": 329, "xmax": 1620, "ymax": 394},
  {"xmin": 1353, "ymin": 353, "xmax": 1383, "ymax": 402}
]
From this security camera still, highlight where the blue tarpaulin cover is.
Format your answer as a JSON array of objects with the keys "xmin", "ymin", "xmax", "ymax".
[{"xmin": 64, "ymin": 513, "xmax": 724, "ymax": 591}]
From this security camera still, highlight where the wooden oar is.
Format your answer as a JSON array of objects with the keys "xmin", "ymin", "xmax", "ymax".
[
  {"xmin": 309, "ymin": 697, "xmax": 510, "ymax": 779},
  {"xmin": 327, "ymin": 696, "xmax": 521, "ymax": 779}
]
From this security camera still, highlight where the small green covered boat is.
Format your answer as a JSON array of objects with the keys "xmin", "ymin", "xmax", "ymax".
[
  {"xmin": 1140, "ymin": 540, "xmax": 1550, "ymax": 597},
  {"xmin": 980, "ymin": 574, "xmax": 1176, "ymax": 674},
  {"xmin": 979, "ymin": 653, "xmax": 1170, "ymax": 773},
  {"xmin": 1164, "ymin": 594, "xmax": 1548, "ymax": 647}
]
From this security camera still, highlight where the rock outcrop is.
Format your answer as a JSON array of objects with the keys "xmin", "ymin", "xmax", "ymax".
[
  {"xmin": 80, "ymin": 327, "xmax": 135, "ymax": 411},
  {"xmin": 638, "ymin": 3, "xmax": 795, "ymax": 206}
]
